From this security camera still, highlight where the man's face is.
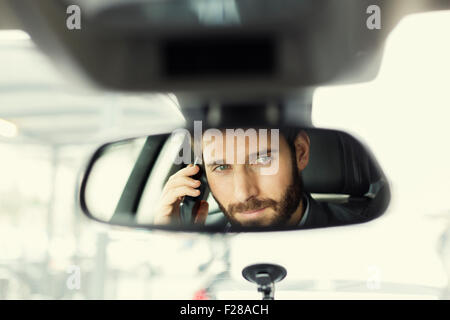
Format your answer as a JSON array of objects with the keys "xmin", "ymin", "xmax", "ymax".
[{"xmin": 202, "ymin": 129, "xmax": 309, "ymax": 227}]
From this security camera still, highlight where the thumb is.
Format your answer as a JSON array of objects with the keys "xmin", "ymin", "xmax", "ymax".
[{"xmin": 194, "ymin": 200, "xmax": 209, "ymax": 224}]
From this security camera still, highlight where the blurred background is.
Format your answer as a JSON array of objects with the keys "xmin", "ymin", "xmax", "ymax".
[{"xmin": 0, "ymin": 10, "xmax": 449, "ymax": 299}]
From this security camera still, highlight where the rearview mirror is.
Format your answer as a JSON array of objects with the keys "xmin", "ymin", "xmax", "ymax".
[{"xmin": 79, "ymin": 127, "xmax": 390, "ymax": 232}]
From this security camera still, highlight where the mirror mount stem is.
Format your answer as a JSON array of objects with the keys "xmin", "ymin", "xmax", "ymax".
[
  {"xmin": 256, "ymin": 273, "xmax": 275, "ymax": 300},
  {"xmin": 242, "ymin": 263, "xmax": 287, "ymax": 301},
  {"xmin": 178, "ymin": 89, "xmax": 315, "ymax": 129}
]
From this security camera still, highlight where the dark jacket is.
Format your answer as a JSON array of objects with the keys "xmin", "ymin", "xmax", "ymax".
[
  {"xmin": 301, "ymin": 193, "xmax": 374, "ymax": 229},
  {"xmin": 222, "ymin": 191, "xmax": 384, "ymax": 231}
]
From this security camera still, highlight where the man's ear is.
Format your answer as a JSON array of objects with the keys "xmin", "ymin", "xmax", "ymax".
[{"xmin": 294, "ymin": 130, "xmax": 310, "ymax": 172}]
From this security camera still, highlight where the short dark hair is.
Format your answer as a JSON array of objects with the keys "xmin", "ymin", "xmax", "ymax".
[
  {"xmin": 280, "ymin": 127, "xmax": 302, "ymax": 157},
  {"xmin": 281, "ymin": 128, "xmax": 306, "ymax": 192}
]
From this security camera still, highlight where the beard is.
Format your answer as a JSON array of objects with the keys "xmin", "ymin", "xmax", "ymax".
[{"xmin": 213, "ymin": 169, "xmax": 303, "ymax": 228}]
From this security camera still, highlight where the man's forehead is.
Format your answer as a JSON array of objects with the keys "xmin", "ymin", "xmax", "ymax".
[
  {"xmin": 201, "ymin": 128, "xmax": 282, "ymax": 163},
  {"xmin": 202, "ymin": 128, "xmax": 278, "ymax": 145}
]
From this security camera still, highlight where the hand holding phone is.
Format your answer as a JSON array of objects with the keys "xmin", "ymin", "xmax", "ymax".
[
  {"xmin": 154, "ymin": 161, "xmax": 209, "ymax": 225},
  {"xmin": 180, "ymin": 158, "xmax": 208, "ymax": 224}
]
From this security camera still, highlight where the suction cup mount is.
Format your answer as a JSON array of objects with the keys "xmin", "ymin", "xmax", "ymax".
[{"xmin": 242, "ymin": 263, "xmax": 287, "ymax": 300}]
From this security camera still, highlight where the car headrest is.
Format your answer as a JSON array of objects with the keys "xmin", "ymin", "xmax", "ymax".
[{"xmin": 302, "ymin": 129, "xmax": 384, "ymax": 196}]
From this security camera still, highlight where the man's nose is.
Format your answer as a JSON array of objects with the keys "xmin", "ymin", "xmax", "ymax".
[{"xmin": 233, "ymin": 166, "xmax": 259, "ymax": 202}]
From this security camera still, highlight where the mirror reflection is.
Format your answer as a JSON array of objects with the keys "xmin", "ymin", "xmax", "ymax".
[{"xmin": 81, "ymin": 127, "xmax": 390, "ymax": 231}]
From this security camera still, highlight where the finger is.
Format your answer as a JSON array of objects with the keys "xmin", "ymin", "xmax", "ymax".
[
  {"xmin": 165, "ymin": 175, "xmax": 201, "ymax": 190},
  {"xmin": 161, "ymin": 185, "xmax": 201, "ymax": 205},
  {"xmin": 169, "ymin": 165, "xmax": 200, "ymax": 180},
  {"xmin": 183, "ymin": 164, "xmax": 200, "ymax": 176},
  {"xmin": 194, "ymin": 200, "xmax": 209, "ymax": 224}
]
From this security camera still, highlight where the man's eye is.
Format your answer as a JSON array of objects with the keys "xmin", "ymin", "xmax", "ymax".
[
  {"xmin": 255, "ymin": 155, "xmax": 272, "ymax": 165},
  {"xmin": 213, "ymin": 164, "xmax": 230, "ymax": 172}
]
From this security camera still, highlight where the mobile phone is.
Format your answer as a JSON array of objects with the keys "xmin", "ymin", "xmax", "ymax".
[{"xmin": 179, "ymin": 157, "xmax": 208, "ymax": 224}]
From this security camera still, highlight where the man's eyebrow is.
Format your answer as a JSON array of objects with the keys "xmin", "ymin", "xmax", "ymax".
[
  {"xmin": 205, "ymin": 160, "xmax": 225, "ymax": 167},
  {"xmin": 205, "ymin": 149, "xmax": 279, "ymax": 167},
  {"xmin": 248, "ymin": 148, "xmax": 278, "ymax": 159}
]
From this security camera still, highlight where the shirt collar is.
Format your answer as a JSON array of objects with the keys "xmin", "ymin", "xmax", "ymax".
[{"xmin": 298, "ymin": 194, "xmax": 310, "ymax": 227}]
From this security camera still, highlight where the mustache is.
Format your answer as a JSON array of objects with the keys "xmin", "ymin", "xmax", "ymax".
[{"xmin": 228, "ymin": 197, "xmax": 278, "ymax": 214}]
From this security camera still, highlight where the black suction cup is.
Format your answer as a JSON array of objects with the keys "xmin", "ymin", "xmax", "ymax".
[{"xmin": 242, "ymin": 263, "xmax": 287, "ymax": 285}]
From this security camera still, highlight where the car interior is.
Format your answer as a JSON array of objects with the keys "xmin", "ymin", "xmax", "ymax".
[{"xmin": 1, "ymin": 0, "xmax": 449, "ymax": 302}]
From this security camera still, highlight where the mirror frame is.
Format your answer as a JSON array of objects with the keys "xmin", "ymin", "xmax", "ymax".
[{"xmin": 78, "ymin": 126, "xmax": 391, "ymax": 233}]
